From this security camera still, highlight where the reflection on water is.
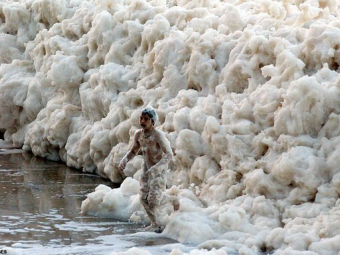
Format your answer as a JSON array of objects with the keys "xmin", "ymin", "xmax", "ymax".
[
  {"xmin": 0, "ymin": 152, "xmax": 177, "ymax": 254},
  {"xmin": 0, "ymin": 152, "xmax": 118, "ymax": 246}
]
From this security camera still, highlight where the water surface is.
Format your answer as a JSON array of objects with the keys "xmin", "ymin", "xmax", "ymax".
[{"xmin": 0, "ymin": 151, "xmax": 181, "ymax": 255}]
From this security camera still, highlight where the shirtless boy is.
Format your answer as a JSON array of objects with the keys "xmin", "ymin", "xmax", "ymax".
[{"xmin": 119, "ymin": 107, "xmax": 179, "ymax": 233}]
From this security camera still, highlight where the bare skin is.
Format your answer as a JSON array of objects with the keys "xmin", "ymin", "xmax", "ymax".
[
  {"xmin": 119, "ymin": 114, "xmax": 173, "ymax": 170},
  {"xmin": 119, "ymin": 112, "xmax": 178, "ymax": 232}
]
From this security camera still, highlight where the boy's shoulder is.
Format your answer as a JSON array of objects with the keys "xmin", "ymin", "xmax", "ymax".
[
  {"xmin": 134, "ymin": 128, "xmax": 165, "ymax": 138},
  {"xmin": 154, "ymin": 129, "xmax": 166, "ymax": 138},
  {"xmin": 134, "ymin": 129, "xmax": 143, "ymax": 137}
]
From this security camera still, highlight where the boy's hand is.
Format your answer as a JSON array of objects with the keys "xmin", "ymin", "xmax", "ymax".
[{"xmin": 118, "ymin": 158, "xmax": 127, "ymax": 172}]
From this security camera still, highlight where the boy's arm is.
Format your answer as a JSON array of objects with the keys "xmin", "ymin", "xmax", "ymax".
[
  {"xmin": 150, "ymin": 130, "xmax": 173, "ymax": 170},
  {"xmin": 119, "ymin": 130, "xmax": 141, "ymax": 171}
]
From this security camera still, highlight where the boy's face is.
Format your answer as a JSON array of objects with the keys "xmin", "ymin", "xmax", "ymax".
[{"xmin": 140, "ymin": 113, "xmax": 153, "ymax": 130}]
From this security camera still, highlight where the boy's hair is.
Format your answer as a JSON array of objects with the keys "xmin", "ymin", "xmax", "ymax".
[{"xmin": 141, "ymin": 107, "xmax": 157, "ymax": 125}]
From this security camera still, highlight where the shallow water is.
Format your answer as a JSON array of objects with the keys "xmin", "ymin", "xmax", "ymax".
[{"xmin": 0, "ymin": 151, "xmax": 181, "ymax": 255}]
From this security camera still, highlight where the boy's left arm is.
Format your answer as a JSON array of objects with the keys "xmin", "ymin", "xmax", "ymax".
[{"xmin": 151, "ymin": 131, "xmax": 173, "ymax": 169}]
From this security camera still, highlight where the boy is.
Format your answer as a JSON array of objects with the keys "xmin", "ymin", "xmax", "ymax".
[{"xmin": 119, "ymin": 107, "xmax": 178, "ymax": 233}]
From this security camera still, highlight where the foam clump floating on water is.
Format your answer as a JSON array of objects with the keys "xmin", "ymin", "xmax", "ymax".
[
  {"xmin": 112, "ymin": 247, "xmax": 230, "ymax": 255},
  {"xmin": 0, "ymin": 247, "xmax": 21, "ymax": 255},
  {"xmin": 81, "ymin": 178, "xmax": 146, "ymax": 221},
  {"xmin": 1, "ymin": 0, "xmax": 340, "ymax": 254},
  {"xmin": 112, "ymin": 247, "xmax": 152, "ymax": 255}
]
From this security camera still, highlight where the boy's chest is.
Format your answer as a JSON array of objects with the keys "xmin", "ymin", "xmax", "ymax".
[{"xmin": 138, "ymin": 136, "xmax": 160, "ymax": 154}]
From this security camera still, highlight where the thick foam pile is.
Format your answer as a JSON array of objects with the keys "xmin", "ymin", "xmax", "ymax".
[{"xmin": 1, "ymin": 0, "xmax": 340, "ymax": 254}]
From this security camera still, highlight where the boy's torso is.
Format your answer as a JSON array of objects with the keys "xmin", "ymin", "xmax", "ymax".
[{"xmin": 137, "ymin": 129, "xmax": 163, "ymax": 168}]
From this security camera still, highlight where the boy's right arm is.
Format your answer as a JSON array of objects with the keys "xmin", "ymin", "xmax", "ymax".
[{"xmin": 119, "ymin": 130, "xmax": 141, "ymax": 172}]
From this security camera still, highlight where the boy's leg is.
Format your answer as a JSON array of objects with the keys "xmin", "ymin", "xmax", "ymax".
[
  {"xmin": 148, "ymin": 167, "xmax": 167, "ymax": 207},
  {"xmin": 169, "ymin": 195, "xmax": 180, "ymax": 211},
  {"xmin": 147, "ymin": 167, "xmax": 167, "ymax": 233},
  {"xmin": 139, "ymin": 167, "xmax": 157, "ymax": 226},
  {"xmin": 140, "ymin": 199, "xmax": 157, "ymax": 226}
]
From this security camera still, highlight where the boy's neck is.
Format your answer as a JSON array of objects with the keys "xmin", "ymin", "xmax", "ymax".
[{"xmin": 143, "ymin": 126, "xmax": 154, "ymax": 134}]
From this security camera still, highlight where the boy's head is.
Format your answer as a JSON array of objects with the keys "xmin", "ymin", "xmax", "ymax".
[{"xmin": 140, "ymin": 107, "xmax": 157, "ymax": 129}]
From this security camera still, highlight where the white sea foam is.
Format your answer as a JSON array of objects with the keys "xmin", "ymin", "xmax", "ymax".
[{"xmin": 1, "ymin": 0, "xmax": 340, "ymax": 254}]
